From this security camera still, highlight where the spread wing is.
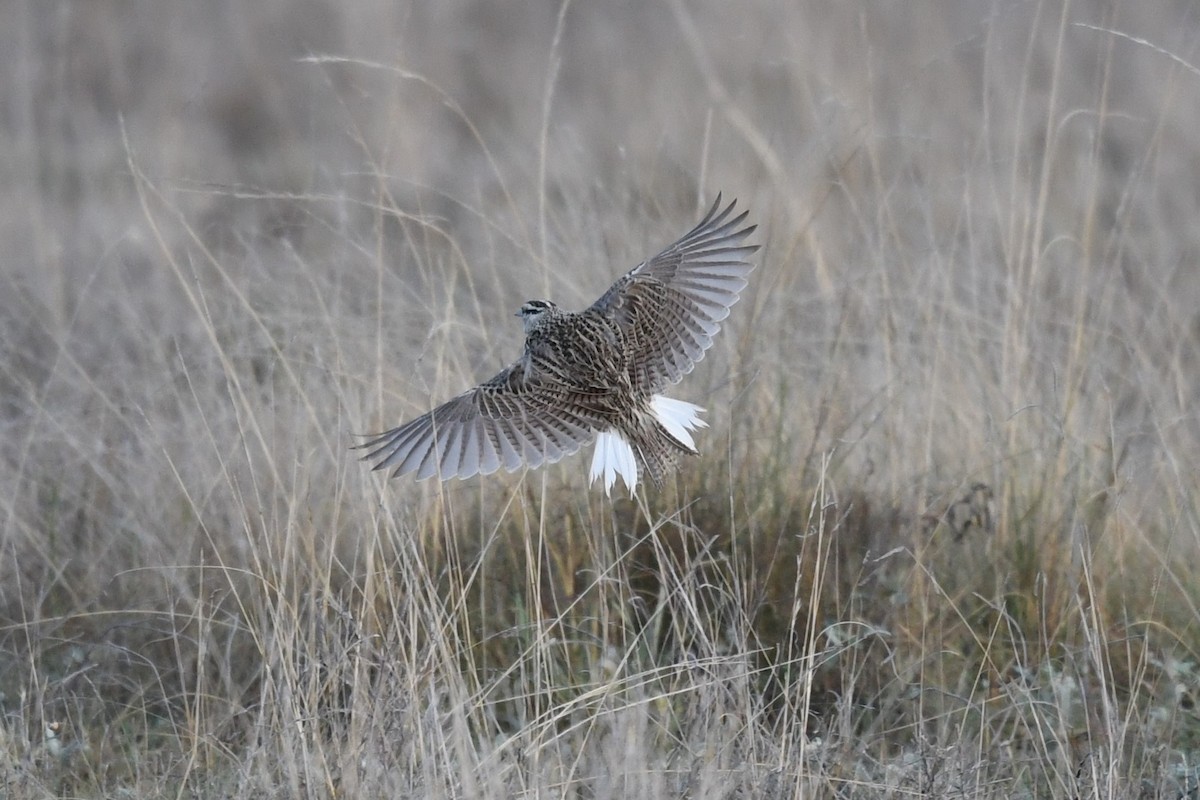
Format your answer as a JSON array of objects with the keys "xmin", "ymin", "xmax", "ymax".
[
  {"xmin": 589, "ymin": 195, "xmax": 758, "ymax": 394},
  {"xmin": 358, "ymin": 362, "xmax": 605, "ymax": 481}
]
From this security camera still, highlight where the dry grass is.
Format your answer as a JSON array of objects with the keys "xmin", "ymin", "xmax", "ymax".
[{"xmin": 3, "ymin": 1, "xmax": 1200, "ymax": 797}]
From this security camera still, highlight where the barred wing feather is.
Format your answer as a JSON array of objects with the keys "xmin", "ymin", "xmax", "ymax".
[
  {"xmin": 590, "ymin": 195, "xmax": 758, "ymax": 394},
  {"xmin": 359, "ymin": 364, "xmax": 602, "ymax": 481}
]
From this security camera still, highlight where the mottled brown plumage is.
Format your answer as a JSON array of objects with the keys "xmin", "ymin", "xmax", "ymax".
[{"xmin": 359, "ymin": 195, "xmax": 758, "ymax": 493}]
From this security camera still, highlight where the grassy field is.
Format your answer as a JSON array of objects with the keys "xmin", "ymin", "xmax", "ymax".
[{"xmin": 3, "ymin": 1, "xmax": 1200, "ymax": 797}]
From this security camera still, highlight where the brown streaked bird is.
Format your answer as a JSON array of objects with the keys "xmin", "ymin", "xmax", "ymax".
[{"xmin": 359, "ymin": 195, "xmax": 758, "ymax": 495}]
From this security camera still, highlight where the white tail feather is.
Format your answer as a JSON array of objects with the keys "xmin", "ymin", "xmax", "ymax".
[
  {"xmin": 650, "ymin": 395, "xmax": 708, "ymax": 449},
  {"xmin": 589, "ymin": 431, "xmax": 638, "ymax": 496},
  {"xmin": 588, "ymin": 397, "xmax": 706, "ymax": 496}
]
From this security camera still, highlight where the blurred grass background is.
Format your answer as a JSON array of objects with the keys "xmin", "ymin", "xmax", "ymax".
[{"xmin": 3, "ymin": 0, "xmax": 1200, "ymax": 797}]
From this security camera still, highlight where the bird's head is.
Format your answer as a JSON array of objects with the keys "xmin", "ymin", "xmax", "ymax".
[{"xmin": 516, "ymin": 299, "xmax": 559, "ymax": 333}]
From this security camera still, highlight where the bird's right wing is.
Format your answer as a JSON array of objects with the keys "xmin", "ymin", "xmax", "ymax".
[
  {"xmin": 589, "ymin": 195, "xmax": 758, "ymax": 394},
  {"xmin": 357, "ymin": 362, "xmax": 605, "ymax": 481}
]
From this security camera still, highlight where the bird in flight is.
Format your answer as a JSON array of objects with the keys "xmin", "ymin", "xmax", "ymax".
[{"xmin": 359, "ymin": 195, "xmax": 758, "ymax": 495}]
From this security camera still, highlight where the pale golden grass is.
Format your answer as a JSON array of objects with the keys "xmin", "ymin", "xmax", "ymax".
[{"xmin": 2, "ymin": 1, "xmax": 1200, "ymax": 798}]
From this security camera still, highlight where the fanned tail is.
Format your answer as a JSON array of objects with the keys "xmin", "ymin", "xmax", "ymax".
[{"xmin": 588, "ymin": 395, "xmax": 708, "ymax": 496}]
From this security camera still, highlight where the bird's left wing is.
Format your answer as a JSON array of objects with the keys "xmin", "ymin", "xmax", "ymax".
[{"xmin": 358, "ymin": 362, "xmax": 606, "ymax": 481}]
